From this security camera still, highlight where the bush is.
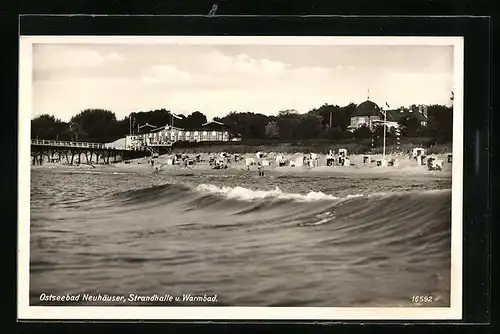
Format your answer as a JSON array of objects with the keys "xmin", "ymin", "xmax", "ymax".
[{"xmin": 353, "ymin": 125, "xmax": 372, "ymax": 139}]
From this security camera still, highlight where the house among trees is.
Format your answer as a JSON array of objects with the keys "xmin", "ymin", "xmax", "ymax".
[
  {"xmin": 347, "ymin": 99, "xmax": 383, "ymax": 131},
  {"xmin": 385, "ymin": 105, "xmax": 428, "ymax": 127},
  {"xmin": 347, "ymin": 99, "xmax": 429, "ymax": 132}
]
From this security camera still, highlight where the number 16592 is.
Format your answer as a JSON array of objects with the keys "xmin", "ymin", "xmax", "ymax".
[{"xmin": 411, "ymin": 296, "xmax": 433, "ymax": 303}]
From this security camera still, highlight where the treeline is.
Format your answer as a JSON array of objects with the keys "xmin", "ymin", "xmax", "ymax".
[{"xmin": 31, "ymin": 103, "xmax": 453, "ymax": 144}]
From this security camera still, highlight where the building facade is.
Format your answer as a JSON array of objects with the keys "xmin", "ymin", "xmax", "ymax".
[
  {"xmin": 348, "ymin": 100, "xmax": 382, "ymax": 131},
  {"xmin": 125, "ymin": 120, "xmax": 231, "ymax": 150},
  {"xmin": 348, "ymin": 100, "xmax": 429, "ymax": 132},
  {"xmin": 386, "ymin": 105, "xmax": 428, "ymax": 127}
]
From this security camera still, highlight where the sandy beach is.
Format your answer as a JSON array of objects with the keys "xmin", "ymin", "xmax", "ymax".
[{"xmin": 33, "ymin": 150, "xmax": 452, "ymax": 181}]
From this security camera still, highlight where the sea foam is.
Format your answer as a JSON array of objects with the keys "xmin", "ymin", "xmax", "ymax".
[{"xmin": 195, "ymin": 184, "xmax": 338, "ymax": 202}]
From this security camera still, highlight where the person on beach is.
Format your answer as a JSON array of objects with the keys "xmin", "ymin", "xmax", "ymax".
[{"xmin": 257, "ymin": 163, "xmax": 264, "ymax": 176}]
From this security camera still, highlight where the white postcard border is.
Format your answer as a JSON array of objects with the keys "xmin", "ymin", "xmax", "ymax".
[{"xmin": 18, "ymin": 35, "xmax": 464, "ymax": 320}]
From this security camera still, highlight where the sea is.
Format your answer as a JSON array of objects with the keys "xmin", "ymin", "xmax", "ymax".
[{"xmin": 29, "ymin": 167, "xmax": 452, "ymax": 307}]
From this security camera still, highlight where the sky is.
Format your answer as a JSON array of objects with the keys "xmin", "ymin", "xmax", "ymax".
[{"xmin": 31, "ymin": 42, "xmax": 455, "ymax": 122}]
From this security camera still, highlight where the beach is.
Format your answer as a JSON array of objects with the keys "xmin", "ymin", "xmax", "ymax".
[{"xmin": 33, "ymin": 150, "xmax": 452, "ymax": 179}]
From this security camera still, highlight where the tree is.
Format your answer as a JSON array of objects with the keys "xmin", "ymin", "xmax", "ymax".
[
  {"xmin": 425, "ymin": 104, "xmax": 453, "ymax": 142},
  {"xmin": 116, "ymin": 116, "xmax": 132, "ymax": 136},
  {"xmin": 69, "ymin": 109, "xmax": 119, "ymax": 142},
  {"xmin": 296, "ymin": 114, "xmax": 323, "ymax": 139},
  {"xmin": 264, "ymin": 121, "xmax": 280, "ymax": 138},
  {"xmin": 399, "ymin": 115, "xmax": 422, "ymax": 137},
  {"xmin": 339, "ymin": 103, "xmax": 357, "ymax": 129},
  {"xmin": 373, "ymin": 124, "xmax": 396, "ymax": 138},
  {"xmin": 220, "ymin": 111, "xmax": 270, "ymax": 139},
  {"xmin": 353, "ymin": 125, "xmax": 372, "ymax": 139},
  {"xmin": 389, "ymin": 126, "xmax": 398, "ymax": 138},
  {"xmin": 183, "ymin": 111, "xmax": 207, "ymax": 129},
  {"xmin": 130, "ymin": 109, "xmax": 172, "ymax": 128},
  {"xmin": 31, "ymin": 114, "xmax": 71, "ymax": 140},
  {"xmin": 309, "ymin": 103, "xmax": 352, "ymax": 130},
  {"xmin": 320, "ymin": 127, "xmax": 353, "ymax": 140},
  {"xmin": 276, "ymin": 111, "xmax": 301, "ymax": 140}
]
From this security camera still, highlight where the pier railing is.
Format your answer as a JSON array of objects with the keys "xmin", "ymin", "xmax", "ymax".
[
  {"xmin": 31, "ymin": 139, "xmax": 116, "ymax": 150},
  {"xmin": 31, "ymin": 139, "xmax": 176, "ymax": 151}
]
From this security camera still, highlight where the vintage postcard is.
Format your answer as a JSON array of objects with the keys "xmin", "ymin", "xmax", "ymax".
[{"xmin": 18, "ymin": 35, "xmax": 463, "ymax": 320}]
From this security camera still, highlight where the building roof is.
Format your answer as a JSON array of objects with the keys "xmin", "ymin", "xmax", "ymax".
[
  {"xmin": 137, "ymin": 123, "xmax": 157, "ymax": 134},
  {"xmin": 202, "ymin": 120, "xmax": 225, "ymax": 126},
  {"xmin": 138, "ymin": 123, "xmax": 156, "ymax": 129},
  {"xmin": 148, "ymin": 125, "xmax": 185, "ymax": 133},
  {"xmin": 351, "ymin": 100, "xmax": 381, "ymax": 117},
  {"xmin": 386, "ymin": 106, "xmax": 428, "ymax": 122},
  {"xmin": 201, "ymin": 120, "xmax": 229, "ymax": 130},
  {"xmin": 140, "ymin": 125, "xmax": 228, "ymax": 134},
  {"xmin": 185, "ymin": 127, "xmax": 229, "ymax": 132}
]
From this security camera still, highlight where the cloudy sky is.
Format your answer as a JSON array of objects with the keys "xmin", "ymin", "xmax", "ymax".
[{"xmin": 31, "ymin": 42, "xmax": 454, "ymax": 121}]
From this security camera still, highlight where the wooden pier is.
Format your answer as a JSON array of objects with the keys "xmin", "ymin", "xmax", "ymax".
[{"xmin": 30, "ymin": 139, "xmax": 170, "ymax": 166}]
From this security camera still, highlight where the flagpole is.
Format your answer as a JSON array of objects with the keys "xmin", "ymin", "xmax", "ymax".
[{"xmin": 382, "ymin": 109, "xmax": 387, "ymax": 163}]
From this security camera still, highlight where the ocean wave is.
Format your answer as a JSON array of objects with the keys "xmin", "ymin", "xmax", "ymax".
[
  {"xmin": 196, "ymin": 184, "xmax": 339, "ymax": 202},
  {"xmin": 99, "ymin": 183, "xmax": 452, "ymax": 233},
  {"xmin": 107, "ymin": 182, "xmax": 451, "ymax": 208}
]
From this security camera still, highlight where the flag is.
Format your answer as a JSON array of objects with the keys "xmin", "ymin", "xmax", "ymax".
[
  {"xmin": 208, "ymin": 3, "xmax": 218, "ymax": 16},
  {"xmin": 171, "ymin": 113, "xmax": 182, "ymax": 120}
]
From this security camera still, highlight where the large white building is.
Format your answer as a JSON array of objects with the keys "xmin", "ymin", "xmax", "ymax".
[{"xmin": 125, "ymin": 120, "xmax": 232, "ymax": 150}]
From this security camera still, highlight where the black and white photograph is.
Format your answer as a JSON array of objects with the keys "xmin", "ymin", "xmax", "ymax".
[{"xmin": 18, "ymin": 36, "xmax": 463, "ymax": 320}]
